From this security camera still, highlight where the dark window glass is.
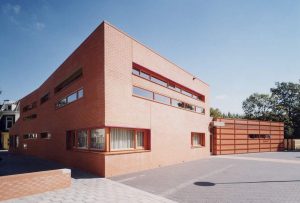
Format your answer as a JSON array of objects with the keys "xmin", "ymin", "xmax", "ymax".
[
  {"xmin": 154, "ymin": 94, "xmax": 170, "ymax": 105},
  {"xmin": 133, "ymin": 87, "xmax": 153, "ymax": 100},
  {"xmin": 40, "ymin": 132, "xmax": 51, "ymax": 139},
  {"xmin": 23, "ymin": 134, "xmax": 29, "ymax": 139},
  {"xmin": 54, "ymin": 68, "xmax": 83, "ymax": 93},
  {"xmin": 90, "ymin": 129, "xmax": 105, "ymax": 150},
  {"xmin": 171, "ymin": 99, "xmax": 185, "ymax": 108},
  {"xmin": 132, "ymin": 68, "xmax": 140, "ymax": 76},
  {"xmin": 57, "ymin": 98, "xmax": 67, "ymax": 108},
  {"xmin": 77, "ymin": 130, "xmax": 88, "ymax": 149},
  {"xmin": 40, "ymin": 93, "xmax": 50, "ymax": 104},
  {"xmin": 23, "ymin": 114, "xmax": 37, "ymax": 121},
  {"xmin": 151, "ymin": 76, "xmax": 167, "ymax": 87},
  {"xmin": 66, "ymin": 131, "xmax": 76, "ymax": 150},
  {"xmin": 140, "ymin": 71, "xmax": 150, "ymax": 80}
]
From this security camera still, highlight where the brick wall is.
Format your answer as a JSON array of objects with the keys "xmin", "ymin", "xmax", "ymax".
[{"xmin": 0, "ymin": 169, "xmax": 71, "ymax": 201}]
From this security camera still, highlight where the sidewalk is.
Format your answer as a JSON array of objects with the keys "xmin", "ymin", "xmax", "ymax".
[{"xmin": 1, "ymin": 178, "xmax": 175, "ymax": 203}]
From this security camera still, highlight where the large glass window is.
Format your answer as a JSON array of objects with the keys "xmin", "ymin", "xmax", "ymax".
[
  {"xmin": 90, "ymin": 129, "xmax": 105, "ymax": 150},
  {"xmin": 154, "ymin": 94, "xmax": 170, "ymax": 105},
  {"xmin": 110, "ymin": 128, "xmax": 134, "ymax": 150},
  {"xmin": 56, "ymin": 88, "xmax": 84, "ymax": 108},
  {"xmin": 133, "ymin": 87, "xmax": 153, "ymax": 100},
  {"xmin": 136, "ymin": 131, "xmax": 145, "ymax": 148},
  {"xmin": 77, "ymin": 89, "xmax": 83, "ymax": 98},
  {"xmin": 77, "ymin": 130, "xmax": 88, "ymax": 149},
  {"xmin": 171, "ymin": 99, "xmax": 184, "ymax": 108},
  {"xmin": 196, "ymin": 106, "xmax": 205, "ymax": 114},
  {"xmin": 140, "ymin": 71, "xmax": 150, "ymax": 80},
  {"xmin": 132, "ymin": 68, "xmax": 140, "ymax": 76},
  {"xmin": 66, "ymin": 130, "xmax": 76, "ymax": 150}
]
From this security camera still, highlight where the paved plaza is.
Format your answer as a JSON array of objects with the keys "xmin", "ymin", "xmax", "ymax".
[{"xmin": 1, "ymin": 151, "xmax": 300, "ymax": 202}]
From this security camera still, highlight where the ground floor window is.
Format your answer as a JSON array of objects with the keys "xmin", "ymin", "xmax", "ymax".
[
  {"xmin": 90, "ymin": 129, "xmax": 105, "ymax": 150},
  {"xmin": 66, "ymin": 127, "xmax": 150, "ymax": 152},
  {"xmin": 191, "ymin": 133, "xmax": 205, "ymax": 147}
]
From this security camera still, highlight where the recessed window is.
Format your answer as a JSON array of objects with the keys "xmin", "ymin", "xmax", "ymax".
[
  {"xmin": 110, "ymin": 128, "xmax": 134, "ymax": 150},
  {"xmin": 136, "ymin": 131, "xmax": 145, "ymax": 148},
  {"xmin": 23, "ymin": 101, "xmax": 37, "ymax": 112},
  {"xmin": 133, "ymin": 86, "xmax": 153, "ymax": 100},
  {"xmin": 185, "ymin": 103, "xmax": 195, "ymax": 111},
  {"xmin": 67, "ymin": 92, "xmax": 77, "ymax": 103},
  {"xmin": 168, "ymin": 84, "xmax": 181, "ymax": 92},
  {"xmin": 171, "ymin": 99, "xmax": 184, "ymax": 108},
  {"xmin": 154, "ymin": 93, "xmax": 170, "ymax": 105},
  {"xmin": 54, "ymin": 68, "xmax": 83, "ymax": 93},
  {"xmin": 151, "ymin": 76, "xmax": 167, "ymax": 87},
  {"xmin": 23, "ymin": 114, "xmax": 37, "ymax": 121},
  {"xmin": 192, "ymin": 133, "xmax": 205, "ymax": 147},
  {"xmin": 196, "ymin": 106, "xmax": 205, "ymax": 114},
  {"xmin": 140, "ymin": 71, "xmax": 150, "ymax": 80},
  {"xmin": 182, "ymin": 90, "xmax": 192, "ymax": 97},
  {"xmin": 40, "ymin": 92, "xmax": 50, "ymax": 104},
  {"xmin": 56, "ymin": 88, "xmax": 83, "ymax": 108},
  {"xmin": 90, "ymin": 129, "xmax": 105, "ymax": 150},
  {"xmin": 132, "ymin": 68, "xmax": 140, "ymax": 76},
  {"xmin": 23, "ymin": 133, "xmax": 38, "ymax": 139},
  {"xmin": 66, "ymin": 130, "xmax": 76, "ymax": 150},
  {"xmin": 5, "ymin": 116, "xmax": 13, "ymax": 130},
  {"xmin": 40, "ymin": 132, "xmax": 51, "ymax": 139},
  {"xmin": 77, "ymin": 130, "xmax": 88, "ymax": 149}
]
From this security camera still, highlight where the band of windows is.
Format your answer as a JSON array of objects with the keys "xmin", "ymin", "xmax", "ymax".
[
  {"xmin": 133, "ymin": 86, "xmax": 205, "ymax": 114},
  {"xmin": 66, "ymin": 127, "xmax": 150, "ymax": 152},
  {"xmin": 132, "ymin": 64, "xmax": 205, "ymax": 102},
  {"xmin": 56, "ymin": 88, "xmax": 83, "ymax": 108},
  {"xmin": 191, "ymin": 133, "xmax": 205, "ymax": 147}
]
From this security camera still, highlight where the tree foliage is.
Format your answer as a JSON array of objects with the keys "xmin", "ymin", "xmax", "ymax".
[
  {"xmin": 242, "ymin": 81, "xmax": 300, "ymax": 138},
  {"xmin": 210, "ymin": 108, "xmax": 244, "ymax": 119}
]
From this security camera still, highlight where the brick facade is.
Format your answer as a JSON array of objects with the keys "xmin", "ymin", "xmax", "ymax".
[{"xmin": 10, "ymin": 21, "xmax": 210, "ymax": 177}]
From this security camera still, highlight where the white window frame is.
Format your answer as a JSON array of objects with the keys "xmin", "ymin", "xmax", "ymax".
[{"xmin": 5, "ymin": 116, "xmax": 13, "ymax": 130}]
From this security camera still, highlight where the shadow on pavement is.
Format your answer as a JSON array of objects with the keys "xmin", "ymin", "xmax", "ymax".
[
  {"xmin": 0, "ymin": 151, "xmax": 100, "ymax": 179},
  {"xmin": 194, "ymin": 180, "xmax": 300, "ymax": 187}
]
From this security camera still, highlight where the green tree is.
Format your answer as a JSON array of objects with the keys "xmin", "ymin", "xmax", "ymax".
[
  {"xmin": 210, "ymin": 108, "xmax": 223, "ymax": 118},
  {"xmin": 242, "ymin": 93, "xmax": 273, "ymax": 121},
  {"xmin": 271, "ymin": 81, "xmax": 300, "ymax": 137}
]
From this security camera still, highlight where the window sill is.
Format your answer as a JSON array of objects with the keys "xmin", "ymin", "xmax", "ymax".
[
  {"xmin": 69, "ymin": 148, "xmax": 151, "ymax": 155},
  {"xmin": 191, "ymin": 145, "xmax": 205, "ymax": 149}
]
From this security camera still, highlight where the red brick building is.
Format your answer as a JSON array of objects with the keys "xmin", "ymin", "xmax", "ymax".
[{"xmin": 9, "ymin": 21, "xmax": 211, "ymax": 177}]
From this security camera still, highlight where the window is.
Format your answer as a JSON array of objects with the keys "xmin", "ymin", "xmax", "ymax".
[
  {"xmin": 66, "ymin": 130, "xmax": 76, "ymax": 150},
  {"xmin": 23, "ymin": 133, "xmax": 37, "ymax": 139},
  {"xmin": 140, "ymin": 71, "xmax": 150, "ymax": 80},
  {"xmin": 54, "ymin": 68, "xmax": 83, "ymax": 93},
  {"xmin": 40, "ymin": 92, "xmax": 50, "ymax": 104},
  {"xmin": 77, "ymin": 130, "xmax": 88, "ymax": 149},
  {"xmin": 154, "ymin": 93, "xmax": 170, "ymax": 105},
  {"xmin": 5, "ymin": 116, "xmax": 13, "ymax": 130},
  {"xmin": 185, "ymin": 103, "xmax": 195, "ymax": 111},
  {"xmin": 23, "ymin": 114, "xmax": 37, "ymax": 121},
  {"xmin": 67, "ymin": 92, "xmax": 77, "ymax": 103},
  {"xmin": 248, "ymin": 134, "xmax": 271, "ymax": 139},
  {"xmin": 132, "ymin": 68, "xmax": 140, "ymax": 76},
  {"xmin": 168, "ymin": 84, "xmax": 181, "ymax": 92},
  {"xmin": 196, "ymin": 106, "xmax": 205, "ymax": 114},
  {"xmin": 192, "ymin": 133, "xmax": 205, "ymax": 147},
  {"xmin": 77, "ymin": 89, "xmax": 83, "ymax": 98},
  {"xmin": 136, "ymin": 131, "xmax": 145, "ymax": 148},
  {"xmin": 151, "ymin": 76, "xmax": 167, "ymax": 87},
  {"xmin": 56, "ymin": 88, "xmax": 84, "ymax": 108},
  {"xmin": 133, "ymin": 86, "xmax": 153, "ymax": 100},
  {"xmin": 23, "ymin": 101, "xmax": 37, "ymax": 112},
  {"xmin": 90, "ymin": 129, "xmax": 105, "ymax": 150},
  {"xmin": 182, "ymin": 90, "xmax": 192, "ymax": 97},
  {"xmin": 40, "ymin": 132, "xmax": 51, "ymax": 139},
  {"xmin": 132, "ymin": 64, "xmax": 205, "ymax": 102},
  {"xmin": 171, "ymin": 99, "xmax": 185, "ymax": 108},
  {"xmin": 110, "ymin": 128, "xmax": 134, "ymax": 150},
  {"xmin": 9, "ymin": 135, "xmax": 19, "ymax": 149}
]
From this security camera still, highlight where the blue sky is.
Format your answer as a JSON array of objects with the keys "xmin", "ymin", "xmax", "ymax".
[{"xmin": 0, "ymin": 0, "xmax": 299, "ymax": 114}]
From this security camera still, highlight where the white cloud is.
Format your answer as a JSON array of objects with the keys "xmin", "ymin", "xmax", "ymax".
[
  {"xmin": 35, "ymin": 22, "xmax": 45, "ymax": 30},
  {"xmin": 215, "ymin": 94, "xmax": 228, "ymax": 100}
]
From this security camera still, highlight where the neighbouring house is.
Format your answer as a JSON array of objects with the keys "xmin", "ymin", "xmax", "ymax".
[
  {"xmin": 9, "ymin": 21, "xmax": 211, "ymax": 177},
  {"xmin": 0, "ymin": 100, "xmax": 20, "ymax": 149}
]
